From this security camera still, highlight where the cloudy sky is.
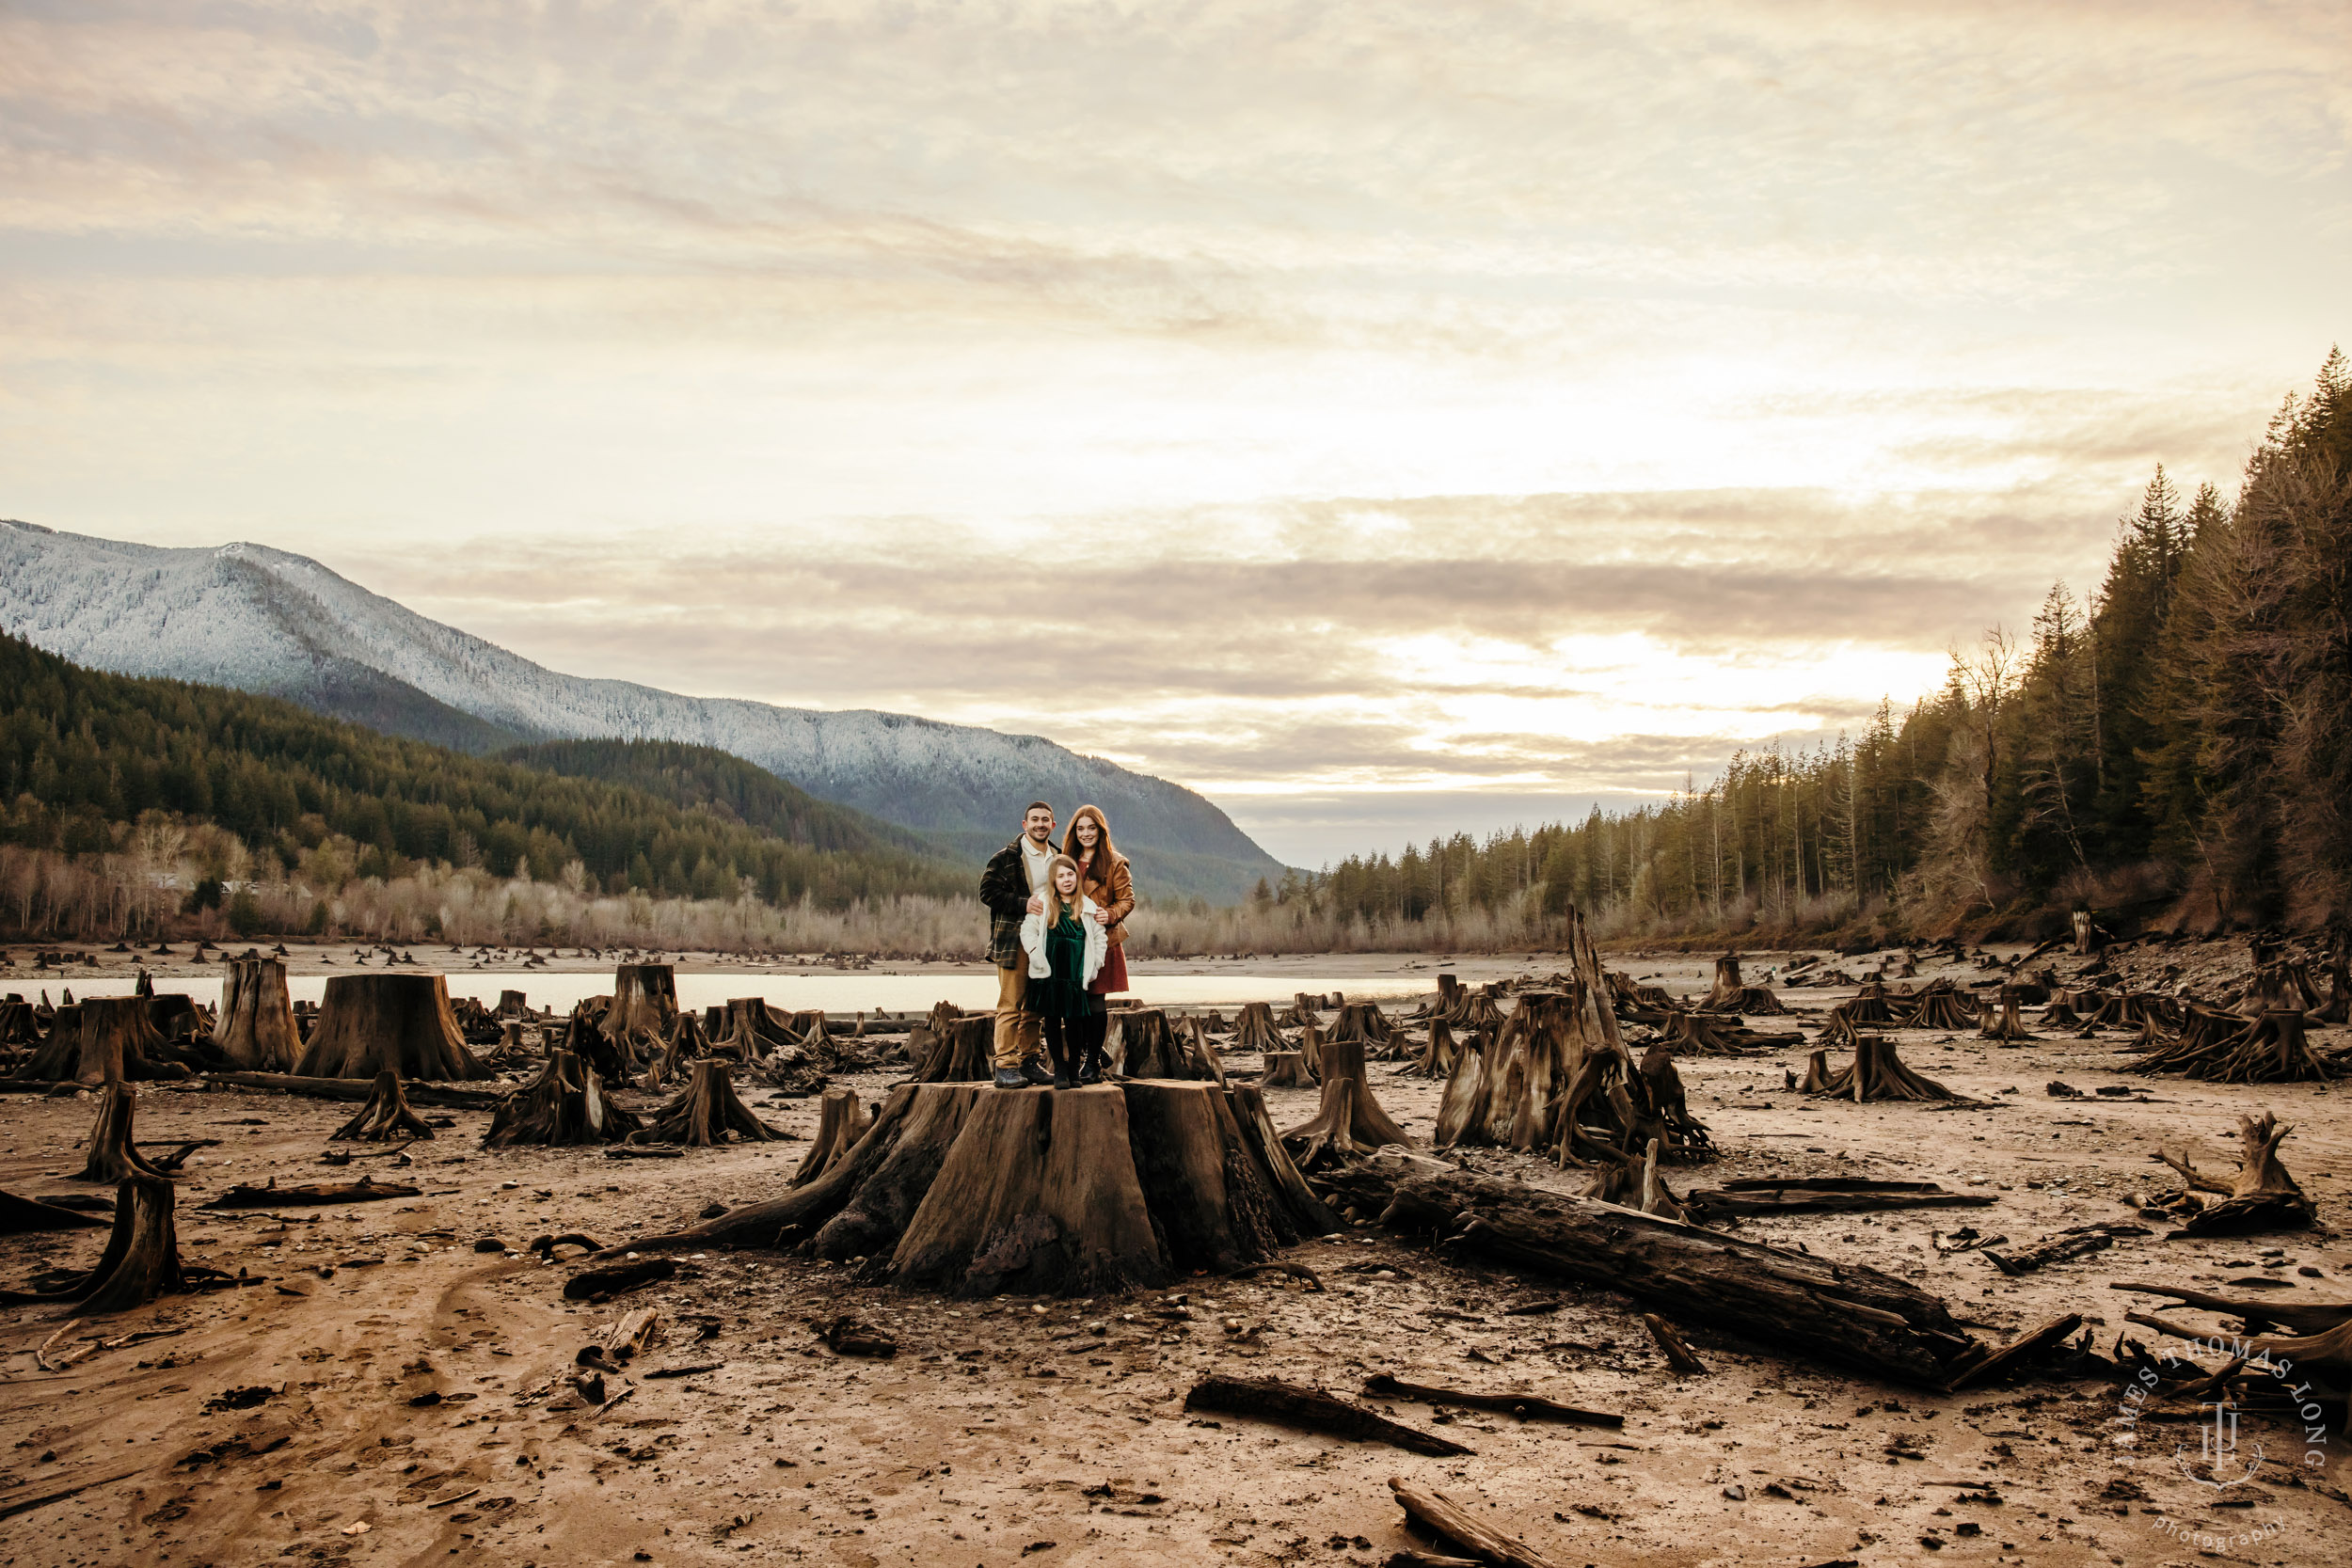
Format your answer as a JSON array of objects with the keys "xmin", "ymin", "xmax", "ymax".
[{"xmin": 4, "ymin": 1, "xmax": 2346, "ymax": 864}]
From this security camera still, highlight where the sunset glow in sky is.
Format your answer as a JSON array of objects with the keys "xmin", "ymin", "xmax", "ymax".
[{"xmin": 4, "ymin": 1, "xmax": 2346, "ymax": 863}]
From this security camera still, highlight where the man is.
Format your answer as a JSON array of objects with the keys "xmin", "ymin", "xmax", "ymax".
[{"xmin": 978, "ymin": 801, "xmax": 1059, "ymax": 1089}]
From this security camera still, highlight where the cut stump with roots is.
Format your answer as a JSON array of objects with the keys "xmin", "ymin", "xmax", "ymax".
[
  {"xmin": 1805, "ymin": 1033, "xmax": 1964, "ymax": 1102},
  {"xmin": 294, "ymin": 974, "xmax": 490, "ymax": 1081},
  {"xmin": 329, "ymin": 1071, "xmax": 437, "ymax": 1142},
  {"xmin": 212, "ymin": 958, "xmax": 301, "ymax": 1072},
  {"xmin": 790, "ymin": 1086, "xmax": 868, "ymax": 1186},
  {"xmin": 607, "ymin": 1079, "xmax": 1338, "ymax": 1296},
  {"xmin": 482, "ymin": 1050, "xmax": 643, "ymax": 1148},
  {"xmin": 1279, "ymin": 1038, "xmax": 1412, "ymax": 1169},
  {"xmin": 628, "ymin": 1059, "xmax": 781, "ymax": 1148},
  {"xmin": 1259, "ymin": 1050, "xmax": 1316, "ymax": 1088}
]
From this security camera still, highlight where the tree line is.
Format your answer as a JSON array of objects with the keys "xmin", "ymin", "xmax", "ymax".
[
  {"xmin": 0, "ymin": 633, "xmax": 967, "ymax": 919},
  {"xmin": 1265, "ymin": 351, "xmax": 2352, "ymax": 942}
]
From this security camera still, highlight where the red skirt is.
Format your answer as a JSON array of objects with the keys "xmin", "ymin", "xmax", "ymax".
[{"xmin": 1090, "ymin": 942, "xmax": 1130, "ymax": 995}]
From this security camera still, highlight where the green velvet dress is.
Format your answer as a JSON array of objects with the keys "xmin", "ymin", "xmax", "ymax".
[{"xmin": 1029, "ymin": 911, "xmax": 1096, "ymax": 1020}]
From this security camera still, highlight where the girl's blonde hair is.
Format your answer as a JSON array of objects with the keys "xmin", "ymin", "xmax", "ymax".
[{"xmin": 1043, "ymin": 853, "xmax": 1084, "ymax": 926}]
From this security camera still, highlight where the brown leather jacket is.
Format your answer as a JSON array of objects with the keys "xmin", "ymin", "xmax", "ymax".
[{"xmin": 1078, "ymin": 852, "xmax": 1135, "ymax": 946}]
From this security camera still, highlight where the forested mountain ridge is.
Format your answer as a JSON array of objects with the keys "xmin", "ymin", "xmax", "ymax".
[
  {"xmin": 1279, "ymin": 352, "xmax": 2352, "ymax": 942},
  {"xmin": 0, "ymin": 632, "xmax": 966, "ymax": 909},
  {"xmin": 0, "ymin": 520, "xmax": 1285, "ymax": 902}
]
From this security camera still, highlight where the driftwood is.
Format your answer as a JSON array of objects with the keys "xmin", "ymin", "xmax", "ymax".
[
  {"xmin": 1979, "ymin": 1224, "xmax": 2145, "ymax": 1275},
  {"xmin": 328, "ymin": 1071, "xmax": 437, "ymax": 1143},
  {"xmin": 605, "ymin": 1080, "xmax": 1334, "ymax": 1295},
  {"xmin": 1318, "ymin": 1149, "xmax": 1986, "ymax": 1386},
  {"xmin": 1943, "ymin": 1313, "xmax": 2084, "ymax": 1393},
  {"xmin": 790, "ymin": 1086, "xmax": 868, "ymax": 1185},
  {"xmin": 1183, "ymin": 1374, "xmax": 1470, "ymax": 1456},
  {"xmin": 200, "ymin": 1177, "xmax": 421, "ymax": 1209},
  {"xmin": 2109, "ymin": 1281, "xmax": 2352, "ymax": 1338},
  {"xmin": 2154, "ymin": 1112, "xmax": 2315, "ymax": 1234},
  {"xmin": 1683, "ymin": 1178, "xmax": 1995, "ymax": 1219},
  {"xmin": 1387, "ymin": 1477, "xmax": 1564, "ymax": 1568},
  {"xmin": 212, "ymin": 958, "xmax": 300, "ymax": 1071},
  {"xmin": 1642, "ymin": 1312, "xmax": 1708, "ymax": 1375},
  {"xmin": 0, "ymin": 1189, "xmax": 109, "ymax": 1234},
  {"xmin": 204, "ymin": 1072, "xmax": 503, "ymax": 1110},
  {"xmin": 628, "ymin": 1059, "xmax": 781, "ymax": 1147},
  {"xmin": 1359, "ymin": 1372, "xmax": 1619, "ymax": 1428},
  {"xmin": 481, "ymin": 1051, "xmax": 644, "ymax": 1148},
  {"xmin": 293, "ymin": 974, "xmax": 489, "ymax": 1081}
]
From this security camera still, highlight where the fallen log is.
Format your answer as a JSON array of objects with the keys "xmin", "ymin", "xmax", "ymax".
[
  {"xmin": 1386, "ymin": 1476, "xmax": 1563, "ymax": 1568},
  {"xmin": 199, "ymin": 1177, "xmax": 421, "ymax": 1210},
  {"xmin": 1318, "ymin": 1148, "xmax": 1986, "ymax": 1386},
  {"xmin": 1362, "ymin": 1372, "xmax": 1619, "ymax": 1428},
  {"xmin": 2109, "ymin": 1282, "xmax": 2352, "ymax": 1337},
  {"xmin": 204, "ymin": 1072, "xmax": 504, "ymax": 1111},
  {"xmin": 1683, "ymin": 1180, "xmax": 1995, "ymax": 1218},
  {"xmin": 1184, "ymin": 1374, "xmax": 1470, "ymax": 1456},
  {"xmin": 1943, "ymin": 1312, "xmax": 2082, "ymax": 1393}
]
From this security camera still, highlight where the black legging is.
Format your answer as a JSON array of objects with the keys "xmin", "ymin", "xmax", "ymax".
[{"xmin": 1042, "ymin": 1011, "xmax": 1108, "ymax": 1081}]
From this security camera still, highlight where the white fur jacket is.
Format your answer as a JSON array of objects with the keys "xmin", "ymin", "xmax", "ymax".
[{"xmin": 1020, "ymin": 895, "xmax": 1108, "ymax": 985}]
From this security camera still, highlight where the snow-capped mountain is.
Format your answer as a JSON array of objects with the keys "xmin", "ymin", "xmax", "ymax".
[{"xmin": 0, "ymin": 519, "xmax": 1284, "ymax": 901}]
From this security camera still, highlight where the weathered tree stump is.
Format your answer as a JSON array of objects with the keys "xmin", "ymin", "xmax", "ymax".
[
  {"xmin": 1279, "ymin": 993, "xmax": 1327, "ymax": 1029},
  {"xmin": 2038, "ymin": 995, "xmax": 2086, "ymax": 1028},
  {"xmin": 711, "ymin": 997, "xmax": 797, "ymax": 1062},
  {"xmin": 71, "ymin": 1084, "xmax": 176, "ymax": 1183},
  {"xmin": 605, "ymin": 964, "xmax": 680, "ymax": 1043},
  {"xmin": 1979, "ymin": 990, "xmax": 2036, "ymax": 1043},
  {"xmin": 1400, "ymin": 1017, "xmax": 1461, "ymax": 1079},
  {"xmin": 497, "ymin": 989, "xmax": 530, "ymax": 1019},
  {"xmin": 0, "ymin": 1173, "xmax": 230, "ymax": 1316},
  {"xmin": 790, "ymin": 1086, "xmax": 869, "ymax": 1186},
  {"xmin": 1259, "ymin": 1050, "xmax": 1315, "ymax": 1088},
  {"xmin": 1326, "ymin": 1001, "xmax": 1398, "ymax": 1053},
  {"xmin": 294, "ymin": 974, "xmax": 490, "ymax": 1081},
  {"xmin": 629, "ymin": 1059, "xmax": 780, "ymax": 1147},
  {"xmin": 483, "ymin": 1050, "xmax": 643, "ymax": 1148},
  {"xmin": 1322, "ymin": 1149, "xmax": 1986, "ymax": 1386},
  {"xmin": 1279, "ymin": 1038, "xmax": 1411, "ymax": 1169},
  {"xmin": 15, "ymin": 997, "xmax": 186, "ymax": 1085},
  {"xmin": 1232, "ymin": 1001, "xmax": 1288, "ymax": 1054},
  {"xmin": 610, "ymin": 1080, "xmax": 1335, "ymax": 1295},
  {"xmin": 2136, "ymin": 1008, "xmax": 2330, "ymax": 1084},
  {"xmin": 1112, "ymin": 1008, "xmax": 1217, "ymax": 1081},
  {"xmin": 1660, "ymin": 1011, "xmax": 1796, "ymax": 1054},
  {"xmin": 1697, "ymin": 953, "xmax": 1786, "ymax": 1014},
  {"xmin": 912, "ymin": 1015, "xmax": 995, "ymax": 1083},
  {"xmin": 212, "ymin": 958, "xmax": 300, "ymax": 1071},
  {"xmin": 1832, "ymin": 981, "xmax": 1898, "ymax": 1026},
  {"xmin": 1807, "ymin": 1033, "xmax": 1963, "ymax": 1102},
  {"xmin": 640, "ymin": 1012, "xmax": 714, "ymax": 1090},
  {"xmin": 2158, "ymin": 1112, "xmax": 2315, "ymax": 1234},
  {"xmin": 1900, "ymin": 983, "xmax": 1978, "ymax": 1031},
  {"xmin": 329, "ymin": 1070, "xmax": 436, "ymax": 1142}
]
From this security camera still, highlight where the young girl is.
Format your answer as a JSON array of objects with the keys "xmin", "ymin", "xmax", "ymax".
[{"xmin": 1018, "ymin": 854, "xmax": 1107, "ymax": 1088}]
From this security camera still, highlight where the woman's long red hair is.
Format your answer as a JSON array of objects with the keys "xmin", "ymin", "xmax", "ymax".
[{"xmin": 1060, "ymin": 804, "xmax": 1121, "ymax": 874}]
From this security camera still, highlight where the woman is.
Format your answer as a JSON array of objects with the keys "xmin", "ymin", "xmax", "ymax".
[
  {"xmin": 1064, "ymin": 802, "xmax": 1134, "ymax": 990},
  {"xmin": 1018, "ymin": 853, "xmax": 1106, "ymax": 1089}
]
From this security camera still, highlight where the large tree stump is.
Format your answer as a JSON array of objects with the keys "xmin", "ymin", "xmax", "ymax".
[
  {"xmin": 1259, "ymin": 1050, "xmax": 1315, "ymax": 1088},
  {"xmin": 15, "ymin": 998, "xmax": 186, "ymax": 1085},
  {"xmin": 1320, "ymin": 1149, "xmax": 1986, "ymax": 1386},
  {"xmin": 790, "ymin": 1087, "xmax": 869, "ymax": 1186},
  {"xmin": 1697, "ymin": 952, "xmax": 1786, "ymax": 1014},
  {"xmin": 329, "ymin": 1071, "xmax": 436, "ymax": 1142},
  {"xmin": 72, "ymin": 1084, "xmax": 176, "ymax": 1183},
  {"xmin": 629, "ymin": 1059, "xmax": 780, "ymax": 1147},
  {"xmin": 1113, "ymin": 1008, "xmax": 1216, "ymax": 1081},
  {"xmin": 212, "ymin": 958, "xmax": 300, "ymax": 1071},
  {"xmin": 1232, "ymin": 1001, "xmax": 1288, "ymax": 1054},
  {"xmin": 1900, "ymin": 983, "xmax": 1978, "ymax": 1031},
  {"xmin": 1807, "ymin": 1033, "xmax": 1963, "ymax": 1102},
  {"xmin": 1979, "ymin": 990, "xmax": 2036, "ymax": 1043},
  {"xmin": 605, "ymin": 964, "xmax": 680, "ymax": 1043},
  {"xmin": 2135, "ymin": 1008, "xmax": 2330, "ymax": 1084},
  {"xmin": 2157, "ymin": 1112, "xmax": 2316, "ymax": 1235},
  {"xmin": 482, "ymin": 1050, "xmax": 643, "ymax": 1148},
  {"xmin": 610, "ymin": 1081, "xmax": 1333, "ymax": 1294},
  {"xmin": 911, "ymin": 1015, "xmax": 995, "ymax": 1083},
  {"xmin": 294, "ymin": 974, "xmax": 489, "ymax": 1081},
  {"xmin": 1279, "ymin": 1037, "xmax": 1411, "ymax": 1169}
]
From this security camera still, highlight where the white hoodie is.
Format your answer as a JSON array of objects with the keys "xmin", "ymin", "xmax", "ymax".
[{"xmin": 1021, "ymin": 894, "xmax": 1108, "ymax": 986}]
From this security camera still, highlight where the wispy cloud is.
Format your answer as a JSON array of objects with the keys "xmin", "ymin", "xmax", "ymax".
[{"xmin": 1, "ymin": 0, "xmax": 2344, "ymax": 862}]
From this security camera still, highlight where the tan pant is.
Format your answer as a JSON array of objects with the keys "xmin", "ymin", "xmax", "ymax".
[{"xmin": 993, "ymin": 961, "xmax": 1041, "ymax": 1069}]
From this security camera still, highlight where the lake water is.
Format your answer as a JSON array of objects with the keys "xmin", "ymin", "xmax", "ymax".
[{"xmin": 21, "ymin": 971, "xmax": 1434, "ymax": 1019}]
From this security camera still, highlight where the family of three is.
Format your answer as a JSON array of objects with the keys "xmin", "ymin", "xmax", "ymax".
[{"xmin": 978, "ymin": 800, "xmax": 1135, "ymax": 1090}]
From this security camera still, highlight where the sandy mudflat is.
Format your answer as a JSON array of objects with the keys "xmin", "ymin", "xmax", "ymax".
[{"xmin": 2, "ymin": 942, "xmax": 2347, "ymax": 1567}]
